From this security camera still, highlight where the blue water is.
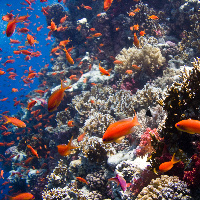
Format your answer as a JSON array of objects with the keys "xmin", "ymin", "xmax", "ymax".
[
  {"xmin": 0, "ymin": 0, "xmax": 64, "ymax": 116},
  {"xmin": 0, "ymin": 1, "xmax": 68, "ymax": 198}
]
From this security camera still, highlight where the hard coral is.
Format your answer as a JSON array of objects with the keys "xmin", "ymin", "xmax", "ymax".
[
  {"xmin": 160, "ymin": 58, "xmax": 200, "ymax": 154},
  {"xmin": 74, "ymin": 136, "xmax": 116, "ymax": 164},
  {"xmin": 178, "ymin": 5, "xmax": 200, "ymax": 60},
  {"xmin": 136, "ymin": 128, "xmax": 163, "ymax": 158},
  {"xmin": 46, "ymin": 159, "xmax": 69, "ymax": 189},
  {"xmin": 82, "ymin": 112, "xmax": 115, "ymax": 137},
  {"xmin": 72, "ymin": 84, "xmax": 137, "ymax": 119},
  {"xmin": 136, "ymin": 175, "xmax": 192, "ymax": 200},
  {"xmin": 115, "ymin": 44, "xmax": 166, "ymax": 78},
  {"xmin": 86, "ymin": 169, "xmax": 108, "ymax": 193}
]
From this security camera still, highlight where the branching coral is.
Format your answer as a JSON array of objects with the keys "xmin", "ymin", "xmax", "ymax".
[
  {"xmin": 46, "ymin": 159, "xmax": 69, "ymax": 189},
  {"xmin": 136, "ymin": 175, "xmax": 192, "ymax": 200},
  {"xmin": 73, "ymin": 136, "xmax": 116, "ymax": 163},
  {"xmin": 147, "ymin": 57, "xmax": 200, "ymax": 182},
  {"xmin": 179, "ymin": 6, "xmax": 200, "ymax": 60},
  {"xmin": 42, "ymin": 183, "xmax": 87, "ymax": 200},
  {"xmin": 160, "ymin": 58, "xmax": 200, "ymax": 152},
  {"xmin": 72, "ymin": 84, "xmax": 137, "ymax": 119}
]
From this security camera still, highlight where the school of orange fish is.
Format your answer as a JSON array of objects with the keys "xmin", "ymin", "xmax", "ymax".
[{"xmin": 0, "ymin": 0, "xmax": 200, "ymax": 199}]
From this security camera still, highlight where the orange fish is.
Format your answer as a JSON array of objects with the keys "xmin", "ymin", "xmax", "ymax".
[
  {"xmin": 0, "ymin": 170, "xmax": 4, "ymax": 179},
  {"xmin": 26, "ymin": 34, "xmax": 38, "ymax": 46},
  {"xmin": 133, "ymin": 8, "xmax": 140, "ymax": 13},
  {"xmin": 133, "ymin": 24, "xmax": 139, "ymax": 31},
  {"xmin": 12, "ymin": 88, "xmax": 18, "ymax": 92},
  {"xmin": 6, "ymin": 16, "xmax": 20, "ymax": 37},
  {"xmin": 20, "ymin": 50, "xmax": 32, "ymax": 55},
  {"xmin": 139, "ymin": 30, "xmax": 146, "ymax": 36},
  {"xmin": 159, "ymin": 153, "xmax": 180, "ymax": 172},
  {"xmin": 148, "ymin": 15, "xmax": 159, "ymax": 20},
  {"xmin": 63, "ymin": 47, "xmax": 74, "ymax": 65},
  {"xmin": 104, "ymin": 0, "xmax": 113, "ymax": 11},
  {"xmin": 133, "ymin": 33, "xmax": 139, "ymax": 48},
  {"xmin": 18, "ymin": 13, "xmax": 30, "ymax": 21},
  {"xmin": 99, "ymin": 63, "xmax": 110, "ymax": 76},
  {"xmin": 60, "ymin": 15, "xmax": 67, "ymax": 23},
  {"xmin": 48, "ymin": 80, "xmax": 71, "ymax": 112},
  {"xmin": 2, "ymin": 13, "xmax": 14, "ymax": 21},
  {"xmin": 113, "ymin": 60, "xmax": 123, "ymax": 65},
  {"xmin": 37, "ymin": 25, "xmax": 43, "ymax": 31},
  {"xmin": 27, "ymin": 145, "xmax": 39, "ymax": 158},
  {"xmin": 48, "ymin": 19, "xmax": 57, "ymax": 31},
  {"xmin": 175, "ymin": 119, "xmax": 200, "ymax": 134},
  {"xmin": 57, "ymin": 136, "xmax": 79, "ymax": 156},
  {"xmin": 51, "ymin": 47, "xmax": 60, "ymax": 54},
  {"xmin": 59, "ymin": 38, "xmax": 71, "ymax": 47},
  {"xmin": 27, "ymin": 100, "xmax": 37, "ymax": 110},
  {"xmin": 81, "ymin": 4, "xmax": 92, "ymax": 10},
  {"xmin": 92, "ymin": 33, "xmax": 102, "ymax": 37},
  {"xmin": 125, "ymin": 70, "xmax": 133, "ymax": 74},
  {"xmin": 18, "ymin": 27, "xmax": 29, "ymax": 33},
  {"xmin": 1, "ymin": 115, "xmax": 26, "ymax": 128},
  {"xmin": 68, "ymin": 120, "xmax": 75, "ymax": 127},
  {"xmin": 6, "ymin": 192, "xmax": 35, "ymax": 200},
  {"xmin": 10, "ymin": 39, "xmax": 21, "ymax": 44},
  {"xmin": 132, "ymin": 64, "xmax": 141, "ymax": 70},
  {"xmin": 129, "ymin": 12, "xmax": 135, "ymax": 17},
  {"xmin": 77, "ymin": 132, "xmax": 86, "ymax": 142},
  {"xmin": 76, "ymin": 24, "xmax": 82, "ymax": 31},
  {"xmin": 76, "ymin": 177, "xmax": 89, "ymax": 185},
  {"xmin": 0, "ymin": 70, "xmax": 6, "ymax": 75},
  {"xmin": 102, "ymin": 112, "xmax": 141, "ymax": 143}
]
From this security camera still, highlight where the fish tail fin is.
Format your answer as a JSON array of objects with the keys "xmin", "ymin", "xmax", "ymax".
[
  {"xmin": 61, "ymin": 80, "xmax": 71, "ymax": 91},
  {"xmin": 68, "ymin": 136, "xmax": 79, "ymax": 150},
  {"xmin": 1, "ymin": 115, "xmax": 10, "ymax": 124},
  {"xmin": 171, "ymin": 153, "xmax": 180, "ymax": 164},
  {"xmin": 132, "ymin": 111, "xmax": 141, "ymax": 127}
]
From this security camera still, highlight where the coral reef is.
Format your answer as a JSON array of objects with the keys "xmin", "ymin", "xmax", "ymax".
[
  {"xmin": 86, "ymin": 169, "xmax": 108, "ymax": 193},
  {"xmin": 136, "ymin": 128, "xmax": 163, "ymax": 158},
  {"xmin": 178, "ymin": 4, "xmax": 200, "ymax": 60},
  {"xmin": 136, "ymin": 175, "xmax": 192, "ymax": 200},
  {"xmin": 160, "ymin": 57, "xmax": 200, "ymax": 153},
  {"xmin": 114, "ymin": 44, "xmax": 166, "ymax": 78},
  {"xmin": 46, "ymin": 160, "xmax": 69, "ymax": 189},
  {"xmin": 72, "ymin": 84, "xmax": 137, "ymax": 119}
]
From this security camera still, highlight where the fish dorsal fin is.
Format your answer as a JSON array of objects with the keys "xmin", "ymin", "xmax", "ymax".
[
  {"xmin": 132, "ymin": 111, "xmax": 141, "ymax": 127},
  {"xmin": 61, "ymin": 80, "xmax": 71, "ymax": 91}
]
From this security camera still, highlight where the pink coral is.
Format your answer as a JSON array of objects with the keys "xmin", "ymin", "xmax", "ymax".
[
  {"xmin": 120, "ymin": 78, "xmax": 138, "ymax": 94},
  {"xmin": 130, "ymin": 167, "xmax": 157, "ymax": 196},
  {"xmin": 136, "ymin": 128, "xmax": 163, "ymax": 158},
  {"xmin": 183, "ymin": 153, "xmax": 200, "ymax": 188}
]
